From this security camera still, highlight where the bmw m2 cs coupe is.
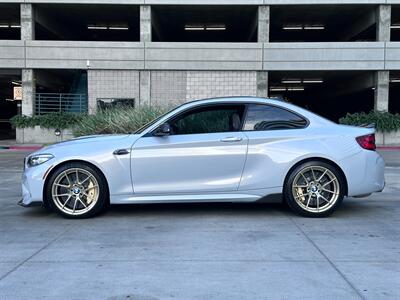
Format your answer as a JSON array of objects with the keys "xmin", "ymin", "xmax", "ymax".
[{"xmin": 20, "ymin": 97, "xmax": 385, "ymax": 218}]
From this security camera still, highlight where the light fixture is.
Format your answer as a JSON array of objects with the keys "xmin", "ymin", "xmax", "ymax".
[
  {"xmin": 390, "ymin": 78, "xmax": 400, "ymax": 83},
  {"xmin": 184, "ymin": 25, "xmax": 205, "ymax": 31},
  {"xmin": 54, "ymin": 129, "xmax": 61, "ymax": 137},
  {"xmin": 287, "ymin": 87, "xmax": 305, "ymax": 91},
  {"xmin": 269, "ymin": 86, "xmax": 305, "ymax": 92},
  {"xmin": 206, "ymin": 25, "xmax": 226, "ymax": 31},
  {"xmin": 303, "ymin": 79, "xmax": 324, "ymax": 83},
  {"xmin": 10, "ymin": 25, "xmax": 21, "ymax": 28},
  {"xmin": 283, "ymin": 24, "xmax": 325, "ymax": 30},
  {"xmin": 282, "ymin": 25, "xmax": 303, "ymax": 30},
  {"xmin": 269, "ymin": 87, "xmax": 287, "ymax": 92},
  {"xmin": 282, "ymin": 79, "xmax": 302, "ymax": 84},
  {"xmin": 109, "ymin": 26, "xmax": 129, "ymax": 30},
  {"xmin": 11, "ymin": 81, "xmax": 21, "ymax": 86},
  {"xmin": 304, "ymin": 25, "xmax": 325, "ymax": 30},
  {"xmin": 391, "ymin": 24, "xmax": 400, "ymax": 29},
  {"xmin": 0, "ymin": 24, "xmax": 9, "ymax": 28},
  {"xmin": 87, "ymin": 25, "xmax": 108, "ymax": 30}
]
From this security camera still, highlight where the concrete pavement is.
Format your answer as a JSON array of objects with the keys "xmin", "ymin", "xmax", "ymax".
[{"xmin": 0, "ymin": 150, "xmax": 399, "ymax": 299}]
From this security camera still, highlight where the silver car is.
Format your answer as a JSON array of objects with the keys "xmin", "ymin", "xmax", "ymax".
[{"xmin": 20, "ymin": 97, "xmax": 385, "ymax": 218}]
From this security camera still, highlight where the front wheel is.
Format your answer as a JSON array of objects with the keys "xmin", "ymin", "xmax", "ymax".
[
  {"xmin": 46, "ymin": 163, "xmax": 108, "ymax": 219},
  {"xmin": 284, "ymin": 161, "xmax": 345, "ymax": 217}
]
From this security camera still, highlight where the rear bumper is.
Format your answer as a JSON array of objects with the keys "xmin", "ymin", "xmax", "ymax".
[{"xmin": 341, "ymin": 150, "xmax": 385, "ymax": 197}]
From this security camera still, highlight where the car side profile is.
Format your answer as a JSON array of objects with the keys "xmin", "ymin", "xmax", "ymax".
[{"xmin": 20, "ymin": 97, "xmax": 385, "ymax": 218}]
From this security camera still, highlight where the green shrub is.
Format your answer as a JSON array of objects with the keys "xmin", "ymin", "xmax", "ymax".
[
  {"xmin": 10, "ymin": 112, "xmax": 84, "ymax": 130},
  {"xmin": 72, "ymin": 105, "xmax": 170, "ymax": 136},
  {"xmin": 339, "ymin": 111, "xmax": 400, "ymax": 132}
]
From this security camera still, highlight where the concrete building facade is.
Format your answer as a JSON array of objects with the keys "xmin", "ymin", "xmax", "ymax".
[{"xmin": 1, "ymin": 0, "xmax": 400, "ymax": 140}]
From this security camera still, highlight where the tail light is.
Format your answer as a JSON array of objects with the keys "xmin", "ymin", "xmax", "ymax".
[{"xmin": 356, "ymin": 134, "xmax": 376, "ymax": 151}]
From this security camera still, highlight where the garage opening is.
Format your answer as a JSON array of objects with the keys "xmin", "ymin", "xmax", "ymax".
[
  {"xmin": 391, "ymin": 5, "xmax": 400, "ymax": 41},
  {"xmin": 389, "ymin": 71, "xmax": 400, "ymax": 113},
  {"xmin": 270, "ymin": 5, "xmax": 377, "ymax": 42},
  {"xmin": 0, "ymin": 70, "xmax": 21, "ymax": 140},
  {"xmin": 151, "ymin": 5, "xmax": 258, "ymax": 42},
  {"xmin": 35, "ymin": 4, "xmax": 140, "ymax": 41},
  {"xmin": 35, "ymin": 69, "xmax": 88, "ymax": 115},
  {"xmin": 0, "ymin": 4, "xmax": 20, "ymax": 40},
  {"xmin": 268, "ymin": 71, "xmax": 375, "ymax": 122}
]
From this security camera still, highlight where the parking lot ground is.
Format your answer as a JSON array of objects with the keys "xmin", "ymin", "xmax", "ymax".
[{"xmin": 0, "ymin": 150, "xmax": 399, "ymax": 300}]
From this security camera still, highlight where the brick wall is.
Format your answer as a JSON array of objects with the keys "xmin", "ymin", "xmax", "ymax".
[
  {"xmin": 88, "ymin": 70, "xmax": 140, "ymax": 113},
  {"xmin": 88, "ymin": 70, "xmax": 259, "ymax": 112},
  {"xmin": 150, "ymin": 71, "xmax": 186, "ymax": 106},
  {"xmin": 186, "ymin": 71, "xmax": 257, "ymax": 101}
]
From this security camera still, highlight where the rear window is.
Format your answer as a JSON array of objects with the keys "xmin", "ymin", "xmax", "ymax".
[{"xmin": 244, "ymin": 104, "xmax": 307, "ymax": 131}]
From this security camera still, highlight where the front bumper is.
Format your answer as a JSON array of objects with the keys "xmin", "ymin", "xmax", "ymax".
[{"xmin": 19, "ymin": 162, "xmax": 49, "ymax": 207}]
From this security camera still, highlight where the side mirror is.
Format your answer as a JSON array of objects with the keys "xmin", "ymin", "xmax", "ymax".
[{"xmin": 154, "ymin": 123, "xmax": 171, "ymax": 136}]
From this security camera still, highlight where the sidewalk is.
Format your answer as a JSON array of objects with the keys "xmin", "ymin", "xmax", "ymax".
[{"xmin": 0, "ymin": 140, "xmax": 43, "ymax": 151}]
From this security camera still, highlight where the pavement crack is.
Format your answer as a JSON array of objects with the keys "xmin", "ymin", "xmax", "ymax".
[
  {"xmin": 288, "ymin": 217, "xmax": 366, "ymax": 300},
  {"xmin": 0, "ymin": 225, "xmax": 73, "ymax": 282}
]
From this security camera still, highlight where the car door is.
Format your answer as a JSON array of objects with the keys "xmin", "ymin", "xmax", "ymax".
[
  {"xmin": 131, "ymin": 103, "xmax": 248, "ymax": 195},
  {"xmin": 239, "ymin": 103, "xmax": 309, "ymax": 191}
]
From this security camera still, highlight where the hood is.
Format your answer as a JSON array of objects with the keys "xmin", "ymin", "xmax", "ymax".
[{"xmin": 36, "ymin": 134, "xmax": 138, "ymax": 154}]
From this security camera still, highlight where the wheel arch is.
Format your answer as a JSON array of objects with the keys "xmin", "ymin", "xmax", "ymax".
[
  {"xmin": 42, "ymin": 159, "xmax": 110, "ymax": 208},
  {"xmin": 283, "ymin": 157, "xmax": 348, "ymax": 197}
]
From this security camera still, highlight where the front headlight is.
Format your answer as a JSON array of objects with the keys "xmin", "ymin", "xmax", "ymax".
[{"xmin": 27, "ymin": 154, "xmax": 54, "ymax": 167}]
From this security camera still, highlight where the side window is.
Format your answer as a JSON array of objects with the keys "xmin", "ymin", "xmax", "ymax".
[
  {"xmin": 244, "ymin": 104, "xmax": 307, "ymax": 131},
  {"xmin": 170, "ymin": 104, "xmax": 245, "ymax": 135}
]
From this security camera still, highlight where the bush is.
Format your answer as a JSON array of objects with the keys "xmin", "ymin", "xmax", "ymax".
[
  {"xmin": 72, "ymin": 105, "xmax": 169, "ymax": 136},
  {"xmin": 10, "ymin": 112, "xmax": 84, "ymax": 130},
  {"xmin": 339, "ymin": 111, "xmax": 400, "ymax": 132}
]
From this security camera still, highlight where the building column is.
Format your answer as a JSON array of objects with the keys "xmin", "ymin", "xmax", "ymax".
[
  {"xmin": 21, "ymin": 4, "xmax": 35, "ymax": 41},
  {"xmin": 375, "ymin": 5, "xmax": 391, "ymax": 112},
  {"xmin": 257, "ymin": 72, "xmax": 268, "ymax": 98},
  {"xmin": 374, "ymin": 71, "xmax": 389, "ymax": 112},
  {"xmin": 22, "ymin": 69, "xmax": 35, "ymax": 116},
  {"xmin": 139, "ymin": 71, "xmax": 151, "ymax": 106},
  {"xmin": 258, "ymin": 5, "xmax": 270, "ymax": 42},
  {"xmin": 21, "ymin": 5, "xmax": 35, "ymax": 116},
  {"xmin": 140, "ymin": 5, "xmax": 151, "ymax": 42},
  {"xmin": 376, "ymin": 5, "xmax": 391, "ymax": 42}
]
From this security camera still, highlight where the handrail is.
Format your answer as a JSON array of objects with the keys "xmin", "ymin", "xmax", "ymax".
[{"xmin": 35, "ymin": 93, "xmax": 87, "ymax": 115}]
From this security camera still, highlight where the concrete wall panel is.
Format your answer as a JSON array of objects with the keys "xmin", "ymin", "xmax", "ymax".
[
  {"xmin": 263, "ymin": 43, "xmax": 385, "ymax": 70},
  {"xmin": 0, "ymin": 41, "xmax": 25, "ymax": 68},
  {"xmin": 385, "ymin": 43, "xmax": 400, "ymax": 70},
  {"xmin": 25, "ymin": 41, "xmax": 145, "ymax": 69},
  {"xmin": 145, "ymin": 43, "xmax": 263, "ymax": 70}
]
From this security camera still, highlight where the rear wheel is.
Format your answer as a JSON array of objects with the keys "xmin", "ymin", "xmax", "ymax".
[
  {"xmin": 284, "ymin": 161, "xmax": 345, "ymax": 217},
  {"xmin": 46, "ymin": 163, "xmax": 108, "ymax": 219}
]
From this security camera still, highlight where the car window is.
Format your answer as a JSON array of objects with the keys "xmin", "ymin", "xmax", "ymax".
[
  {"xmin": 244, "ymin": 104, "xmax": 307, "ymax": 131},
  {"xmin": 170, "ymin": 104, "xmax": 245, "ymax": 135}
]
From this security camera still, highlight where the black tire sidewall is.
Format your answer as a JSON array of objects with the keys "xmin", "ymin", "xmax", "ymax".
[
  {"xmin": 284, "ymin": 161, "xmax": 345, "ymax": 218},
  {"xmin": 46, "ymin": 162, "xmax": 108, "ymax": 219}
]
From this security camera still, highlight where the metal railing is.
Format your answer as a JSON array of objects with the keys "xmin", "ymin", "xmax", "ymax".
[{"xmin": 35, "ymin": 93, "xmax": 88, "ymax": 115}]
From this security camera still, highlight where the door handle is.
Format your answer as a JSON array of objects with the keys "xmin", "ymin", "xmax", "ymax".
[{"xmin": 220, "ymin": 137, "xmax": 243, "ymax": 142}]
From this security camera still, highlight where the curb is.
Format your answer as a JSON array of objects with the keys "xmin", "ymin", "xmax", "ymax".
[
  {"xmin": 0, "ymin": 145, "xmax": 43, "ymax": 151},
  {"xmin": 377, "ymin": 146, "xmax": 400, "ymax": 151}
]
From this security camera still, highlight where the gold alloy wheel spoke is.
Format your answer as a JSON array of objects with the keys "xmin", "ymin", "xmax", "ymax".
[
  {"xmin": 52, "ymin": 168, "xmax": 99, "ymax": 216},
  {"xmin": 292, "ymin": 166, "xmax": 339, "ymax": 213}
]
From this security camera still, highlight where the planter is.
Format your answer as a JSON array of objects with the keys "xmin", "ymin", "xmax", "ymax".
[
  {"xmin": 16, "ymin": 126, "xmax": 74, "ymax": 144},
  {"xmin": 375, "ymin": 130, "xmax": 400, "ymax": 146}
]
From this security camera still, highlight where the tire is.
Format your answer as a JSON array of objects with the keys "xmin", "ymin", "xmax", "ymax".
[
  {"xmin": 284, "ymin": 160, "xmax": 345, "ymax": 218},
  {"xmin": 45, "ymin": 162, "xmax": 109, "ymax": 219}
]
